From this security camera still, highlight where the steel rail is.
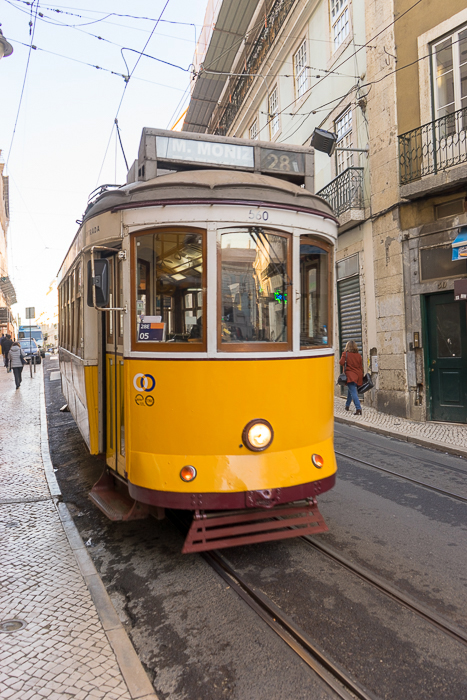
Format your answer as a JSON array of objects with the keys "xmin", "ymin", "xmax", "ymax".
[
  {"xmin": 203, "ymin": 550, "xmax": 380, "ymax": 700},
  {"xmin": 334, "ymin": 428, "xmax": 467, "ymax": 476},
  {"xmin": 301, "ymin": 537, "xmax": 467, "ymax": 646},
  {"xmin": 166, "ymin": 511, "xmax": 378, "ymax": 700},
  {"xmin": 335, "ymin": 451, "xmax": 467, "ymax": 503}
]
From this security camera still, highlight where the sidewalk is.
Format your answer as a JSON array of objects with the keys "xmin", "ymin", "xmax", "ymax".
[
  {"xmin": 334, "ymin": 395, "xmax": 467, "ymax": 458},
  {"xmin": 0, "ymin": 360, "xmax": 158, "ymax": 700}
]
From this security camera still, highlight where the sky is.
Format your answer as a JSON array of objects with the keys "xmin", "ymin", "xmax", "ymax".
[{"xmin": 0, "ymin": 0, "xmax": 208, "ymax": 324}]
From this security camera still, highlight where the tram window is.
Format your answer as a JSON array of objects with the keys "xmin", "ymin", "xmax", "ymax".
[
  {"xmin": 134, "ymin": 229, "xmax": 205, "ymax": 347},
  {"xmin": 300, "ymin": 238, "xmax": 331, "ymax": 347},
  {"xmin": 76, "ymin": 263, "xmax": 83, "ymax": 357},
  {"xmin": 220, "ymin": 229, "xmax": 290, "ymax": 347}
]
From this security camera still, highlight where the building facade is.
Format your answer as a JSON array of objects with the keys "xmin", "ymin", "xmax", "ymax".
[
  {"xmin": 185, "ymin": 0, "xmax": 467, "ymax": 423},
  {"xmin": 0, "ymin": 152, "xmax": 16, "ymax": 337}
]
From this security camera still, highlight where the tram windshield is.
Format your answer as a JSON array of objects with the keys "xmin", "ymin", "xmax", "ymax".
[
  {"xmin": 220, "ymin": 229, "xmax": 289, "ymax": 346},
  {"xmin": 300, "ymin": 238, "xmax": 330, "ymax": 347},
  {"xmin": 135, "ymin": 230, "xmax": 204, "ymax": 345}
]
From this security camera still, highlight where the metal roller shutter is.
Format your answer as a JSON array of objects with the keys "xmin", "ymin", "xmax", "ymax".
[{"xmin": 337, "ymin": 275, "xmax": 362, "ymax": 353}]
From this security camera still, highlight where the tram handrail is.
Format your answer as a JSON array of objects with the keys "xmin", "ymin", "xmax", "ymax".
[{"xmin": 90, "ymin": 245, "xmax": 128, "ymax": 313}]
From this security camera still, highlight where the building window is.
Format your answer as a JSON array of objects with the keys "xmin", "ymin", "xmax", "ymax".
[
  {"xmin": 335, "ymin": 108, "xmax": 353, "ymax": 174},
  {"xmin": 249, "ymin": 118, "xmax": 258, "ymax": 140},
  {"xmin": 269, "ymin": 87, "xmax": 280, "ymax": 137},
  {"xmin": 294, "ymin": 40, "xmax": 308, "ymax": 98},
  {"xmin": 331, "ymin": 0, "xmax": 350, "ymax": 51},
  {"xmin": 420, "ymin": 244, "xmax": 467, "ymax": 281},
  {"xmin": 432, "ymin": 26, "xmax": 467, "ymax": 131}
]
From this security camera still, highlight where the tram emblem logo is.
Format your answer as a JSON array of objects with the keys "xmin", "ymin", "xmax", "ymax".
[{"xmin": 133, "ymin": 373, "xmax": 156, "ymax": 392}]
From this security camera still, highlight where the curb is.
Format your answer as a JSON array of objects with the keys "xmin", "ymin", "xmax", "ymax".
[
  {"xmin": 334, "ymin": 414, "xmax": 467, "ymax": 459},
  {"xmin": 39, "ymin": 368, "xmax": 159, "ymax": 700}
]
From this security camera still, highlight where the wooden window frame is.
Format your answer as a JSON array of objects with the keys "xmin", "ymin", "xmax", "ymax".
[
  {"xmin": 300, "ymin": 235, "xmax": 333, "ymax": 351},
  {"xmin": 330, "ymin": 0, "xmax": 350, "ymax": 52},
  {"xmin": 131, "ymin": 227, "xmax": 207, "ymax": 353},
  {"xmin": 117, "ymin": 259, "xmax": 124, "ymax": 345},
  {"xmin": 106, "ymin": 258, "xmax": 115, "ymax": 345},
  {"xmin": 269, "ymin": 86, "xmax": 280, "ymax": 138},
  {"xmin": 294, "ymin": 39, "xmax": 308, "ymax": 99},
  {"xmin": 217, "ymin": 228, "xmax": 292, "ymax": 353},
  {"xmin": 335, "ymin": 107, "xmax": 353, "ymax": 174}
]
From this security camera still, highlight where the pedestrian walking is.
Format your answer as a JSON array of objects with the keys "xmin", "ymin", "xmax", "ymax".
[
  {"xmin": 8, "ymin": 341, "xmax": 25, "ymax": 389},
  {"xmin": 339, "ymin": 340, "xmax": 364, "ymax": 415},
  {"xmin": 2, "ymin": 334, "xmax": 13, "ymax": 370}
]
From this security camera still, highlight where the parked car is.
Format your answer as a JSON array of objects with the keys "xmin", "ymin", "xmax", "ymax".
[{"xmin": 19, "ymin": 339, "xmax": 41, "ymax": 364}]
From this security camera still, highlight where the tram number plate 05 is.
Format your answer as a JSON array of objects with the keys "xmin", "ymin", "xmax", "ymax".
[
  {"xmin": 248, "ymin": 210, "xmax": 269, "ymax": 221},
  {"xmin": 138, "ymin": 323, "xmax": 164, "ymax": 341}
]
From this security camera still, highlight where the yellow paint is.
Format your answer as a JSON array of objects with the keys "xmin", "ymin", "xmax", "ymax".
[
  {"xmin": 124, "ymin": 356, "xmax": 336, "ymax": 493},
  {"xmin": 84, "ymin": 365, "xmax": 99, "ymax": 454},
  {"xmin": 106, "ymin": 355, "xmax": 116, "ymax": 462},
  {"xmin": 105, "ymin": 354, "xmax": 126, "ymax": 477}
]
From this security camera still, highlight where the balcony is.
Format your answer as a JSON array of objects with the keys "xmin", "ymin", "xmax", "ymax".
[
  {"xmin": 399, "ymin": 107, "xmax": 467, "ymax": 198},
  {"xmin": 316, "ymin": 167, "xmax": 365, "ymax": 231}
]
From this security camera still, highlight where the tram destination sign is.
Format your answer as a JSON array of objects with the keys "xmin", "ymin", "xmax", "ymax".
[
  {"xmin": 137, "ymin": 128, "xmax": 313, "ymax": 187},
  {"xmin": 156, "ymin": 135, "xmax": 254, "ymax": 169}
]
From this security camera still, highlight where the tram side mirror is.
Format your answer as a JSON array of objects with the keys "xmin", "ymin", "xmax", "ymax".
[{"xmin": 87, "ymin": 259, "xmax": 110, "ymax": 308}]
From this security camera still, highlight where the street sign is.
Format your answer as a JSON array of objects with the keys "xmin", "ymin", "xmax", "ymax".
[{"xmin": 25, "ymin": 307, "xmax": 35, "ymax": 319}]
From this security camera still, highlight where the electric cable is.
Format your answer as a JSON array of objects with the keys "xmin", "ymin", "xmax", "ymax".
[
  {"xmin": 6, "ymin": 0, "xmax": 39, "ymax": 169},
  {"xmin": 211, "ymin": 0, "xmax": 427, "ymax": 140},
  {"xmin": 95, "ymin": 0, "xmax": 172, "ymax": 187}
]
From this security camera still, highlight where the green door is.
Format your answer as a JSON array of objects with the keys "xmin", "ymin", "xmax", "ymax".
[{"xmin": 426, "ymin": 292, "xmax": 467, "ymax": 423}]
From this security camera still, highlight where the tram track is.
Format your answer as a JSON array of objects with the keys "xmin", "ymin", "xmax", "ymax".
[
  {"xmin": 300, "ymin": 536, "xmax": 467, "ymax": 646},
  {"xmin": 166, "ymin": 510, "xmax": 377, "ymax": 700},
  {"xmin": 203, "ymin": 550, "xmax": 379, "ymax": 700},
  {"xmin": 334, "ymin": 428, "xmax": 467, "ymax": 477},
  {"xmin": 335, "ymin": 450, "xmax": 467, "ymax": 503}
]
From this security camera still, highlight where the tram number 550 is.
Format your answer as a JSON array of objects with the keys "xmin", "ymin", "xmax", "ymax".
[{"xmin": 248, "ymin": 210, "xmax": 269, "ymax": 221}]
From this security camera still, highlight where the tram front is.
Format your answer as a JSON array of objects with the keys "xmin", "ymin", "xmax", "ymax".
[{"xmin": 82, "ymin": 129, "xmax": 339, "ymax": 552}]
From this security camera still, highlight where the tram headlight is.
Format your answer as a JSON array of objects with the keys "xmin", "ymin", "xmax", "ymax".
[
  {"xmin": 242, "ymin": 419, "xmax": 274, "ymax": 452},
  {"xmin": 180, "ymin": 465, "xmax": 197, "ymax": 482}
]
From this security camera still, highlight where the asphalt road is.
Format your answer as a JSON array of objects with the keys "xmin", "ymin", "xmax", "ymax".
[{"xmin": 44, "ymin": 358, "xmax": 467, "ymax": 700}]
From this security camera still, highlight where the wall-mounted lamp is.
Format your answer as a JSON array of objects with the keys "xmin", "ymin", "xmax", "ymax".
[
  {"xmin": 310, "ymin": 128, "xmax": 369, "ymax": 157},
  {"xmin": 0, "ymin": 27, "xmax": 13, "ymax": 60}
]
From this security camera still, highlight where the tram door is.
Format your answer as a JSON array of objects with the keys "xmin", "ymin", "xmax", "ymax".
[{"xmin": 105, "ymin": 256, "xmax": 126, "ymax": 476}]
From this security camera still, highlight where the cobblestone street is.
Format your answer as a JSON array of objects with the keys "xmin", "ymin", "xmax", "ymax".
[
  {"xmin": 334, "ymin": 395, "xmax": 467, "ymax": 457},
  {"xmin": 0, "ymin": 360, "xmax": 157, "ymax": 700}
]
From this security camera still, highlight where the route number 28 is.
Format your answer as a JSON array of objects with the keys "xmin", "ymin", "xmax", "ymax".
[{"xmin": 248, "ymin": 210, "xmax": 269, "ymax": 221}]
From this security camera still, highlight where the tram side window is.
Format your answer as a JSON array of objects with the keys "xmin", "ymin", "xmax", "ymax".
[
  {"xmin": 220, "ymin": 228, "xmax": 290, "ymax": 346},
  {"xmin": 300, "ymin": 238, "xmax": 331, "ymax": 347},
  {"xmin": 134, "ymin": 230, "xmax": 204, "ymax": 345}
]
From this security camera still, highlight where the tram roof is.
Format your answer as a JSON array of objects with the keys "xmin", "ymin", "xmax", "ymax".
[{"xmin": 83, "ymin": 168, "xmax": 335, "ymax": 223}]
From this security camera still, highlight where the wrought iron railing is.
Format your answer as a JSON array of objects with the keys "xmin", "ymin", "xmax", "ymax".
[
  {"xmin": 214, "ymin": 0, "xmax": 298, "ymax": 136},
  {"xmin": 316, "ymin": 167, "xmax": 364, "ymax": 217},
  {"xmin": 399, "ymin": 106, "xmax": 467, "ymax": 185}
]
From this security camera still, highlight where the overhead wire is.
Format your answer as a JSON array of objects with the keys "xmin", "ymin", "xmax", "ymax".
[
  {"xmin": 6, "ymin": 0, "xmax": 194, "ymax": 73},
  {"xmin": 94, "ymin": 0, "xmax": 172, "ymax": 187},
  {"xmin": 6, "ymin": 0, "xmax": 39, "ymax": 168},
  {"xmin": 226, "ymin": 0, "xmax": 427, "ymax": 142}
]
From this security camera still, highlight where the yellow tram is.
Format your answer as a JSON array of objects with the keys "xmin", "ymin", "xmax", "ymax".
[{"xmin": 58, "ymin": 129, "xmax": 338, "ymax": 552}]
